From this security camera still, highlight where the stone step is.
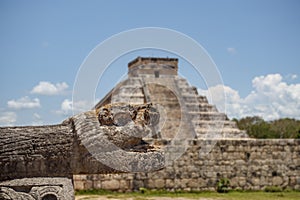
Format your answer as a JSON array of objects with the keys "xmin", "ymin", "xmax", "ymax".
[
  {"xmin": 192, "ymin": 120, "xmax": 238, "ymax": 129},
  {"xmin": 189, "ymin": 112, "xmax": 228, "ymax": 121},
  {"xmin": 111, "ymin": 92, "xmax": 144, "ymax": 97},
  {"xmin": 180, "ymin": 95, "xmax": 208, "ymax": 104},
  {"xmin": 117, "ymin": 87, "xmax": 144, "ymax": 95},
  {"xmin": 196, "ymin": 130, "xmax": 249, "ymax": 139},
  {"xmin": 198, "ymin": 96, "xmax": 209, "ymax": 103},
  {"xmin": 119, "ymin": 83, "xmax": 141, "ymax": 89},
  {"xmin": 225, "ymin": 131, "xmax": 249, "ymax": 138},
  {"xmin": 125, "ymin": 77, "xmax": 143, "ymax": 85},
  {"xmin": 185, "ymin": 103, "xmax": 218, "ymax": 112},
  {"xmin": 144, "ymin": 77, "xmax": 177, "ymax": 85},
  {"xmin": 175, "ymin": 77, "xmax": 190, "ymax": 87},
  {"xmin": 177, "ymin": 86, "xmax": 198, "ymax": 95},
  {"xmin": 195, "ymin": 128, "xmax": 242, "ymax": 133},
  {"xmin": 195, "ymin": 128, "xmax": 245, "ymax": 135},
  {"xmin": 180, "ymin": 96, "xmax": 200, "ymax": 103},
  {"xmin": 150, "ymin": 98, "xmax": 179, "ymax": 104},
  {"xmin": 111, "ymin": 95, "xmax": 145, "ymax": 104}
]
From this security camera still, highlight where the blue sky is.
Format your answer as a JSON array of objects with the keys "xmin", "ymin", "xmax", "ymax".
[{"xmin": 0, "ymin": 0, "xmax": 300, "ymax": 125}]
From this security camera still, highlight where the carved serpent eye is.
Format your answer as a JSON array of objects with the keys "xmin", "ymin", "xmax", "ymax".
[
  {"xmin": 98, "ymin": 108, "xmax": 114, "ymax": 126},
  {"xmin": 113, "ymin": 112, "xmax": 132, "ymax": 126}
]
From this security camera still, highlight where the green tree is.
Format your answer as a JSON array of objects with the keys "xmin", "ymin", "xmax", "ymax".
[
  {"xmin": 233, "ymin": 116, "xmax": 300, "ymax": 139},
  {"xmin": 270, "ymin": 118, "xmax": 300, "ymax": 138}
]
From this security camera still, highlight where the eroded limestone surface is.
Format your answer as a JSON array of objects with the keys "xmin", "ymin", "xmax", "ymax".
[{"xmin": 0, "ymin": 103, "xmax": 163, "ymax": 200}]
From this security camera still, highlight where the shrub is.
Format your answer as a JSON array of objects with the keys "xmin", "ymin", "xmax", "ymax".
[
  {"xmin": 216, "ymin": 178, "xmax": 230, "ymax": 193},
  {"xmin": 139, "ymin": 187, "xmax": 150, "ymax": 194},
  {"xmin": 264, "ymin": 186, "xmax": 283, "ymax": 192}
]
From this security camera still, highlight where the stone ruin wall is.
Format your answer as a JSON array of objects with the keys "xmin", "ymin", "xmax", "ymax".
[
  {"xmin": 76, "ymin": 57, "xmax": 300, "ymax": 192},
  {"xmin": 74, "ymin": 139, "xmax": 300, "ymax": 192}
]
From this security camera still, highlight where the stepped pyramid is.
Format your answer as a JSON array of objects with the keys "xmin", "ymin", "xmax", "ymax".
[{"xmin": 95, "ymin": 57, "xmax": 248, "ymax": 139}]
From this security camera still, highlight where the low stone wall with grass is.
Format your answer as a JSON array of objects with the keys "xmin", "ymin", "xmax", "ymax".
[{"xmin": 74, "ymin": 139, "xmax": 300, "ymax": 192}]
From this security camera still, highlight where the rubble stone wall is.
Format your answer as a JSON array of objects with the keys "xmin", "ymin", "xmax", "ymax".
[{"xmin": 74, "ymin": 139, "xmax": 300, "ymax": 191}]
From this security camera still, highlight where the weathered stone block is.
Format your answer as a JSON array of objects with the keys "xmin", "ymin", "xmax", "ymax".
[
  {"xmin": 147, "ymin": 179, "xmax": 155, "ymax": 189},
  {"xmin": 188, "ymin": 179, "xmax": 199, "ymax": 188},
  {"xmin": 102, "ymin": 180, "xmax": 120, "ymax": 190},
  {"xmin": 0, "ymin": 177, "xmax": 74, "ymax": 200},
  {"xmin": 93, "ymin": 181, "xmax": 102, "ymax": 189},
  {"xmin": 119, "ymin": 180, "xmax": 130, "ymax": 190},
  {"xmin": 251, "ymin": 177, "xmax": 260, "ymax": 185},
  {"xmin": 84, "ymin": 180, "xmax": 93, "ymax": 190},
  {"xmin": 272, "ymin": 176, "xmax": 283, "ymax": 186},
  {"xmin": 154, "ymin": 179, "xmax": 165, "ymax": 189},
  {"xmin": 165, "ymin": 179, "xmax": 174, "ymax": 188},
  {"xmin": 74, "ymin": 180, "xmax": 84, "ymax": 190}
]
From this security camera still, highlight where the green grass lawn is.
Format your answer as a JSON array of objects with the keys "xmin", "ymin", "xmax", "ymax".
[{"xmin": 75, "ymin": 190, "xmax": 300, "ymax": 200}]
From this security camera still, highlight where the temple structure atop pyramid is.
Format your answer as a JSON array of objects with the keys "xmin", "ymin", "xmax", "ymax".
[{"xmin": 95, "ymin": 57, "xmax": 248, "ymax": 139}]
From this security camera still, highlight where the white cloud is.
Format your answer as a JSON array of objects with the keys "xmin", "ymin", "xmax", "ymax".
[
  {"xmin": 227, "ymin": 47, "xmax": 237, "ymax": 55},
  {"xmin": 0, "ymin": 112, "xmax": 17, "ymax": 125},
  {"xmin": 31, "ymin": 81, "xmax": 69, "ymax": 95},
  {"xmin": 291, "ymin": 74, "xmax": 297, "ymax": 80},
  {"xmin": 199, "ymin": 74, "xmax": 300, "ymax": 120},
  {"xmin": 55, "ymin": 99, "xmax": 93, "ymax": 116},
  {"xmin": 7, "ymin": 96, "xmax": 41, "ymax": 109},
  {"xmin": 285, "ymin": 73, "xmax": 298, "ymax": 80},
  {"xmin": 61, "ymin": 99, "xmax": 73, "ymax": 114},
  {"xmin": 199, "ymin": 85, "xmax": 242, "ymax": 116}
]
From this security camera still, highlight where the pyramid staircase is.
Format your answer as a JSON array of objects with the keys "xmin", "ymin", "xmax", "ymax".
[{"xmin": 95, "ymin": 57, "xmax": 248, "ymax": 139}]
